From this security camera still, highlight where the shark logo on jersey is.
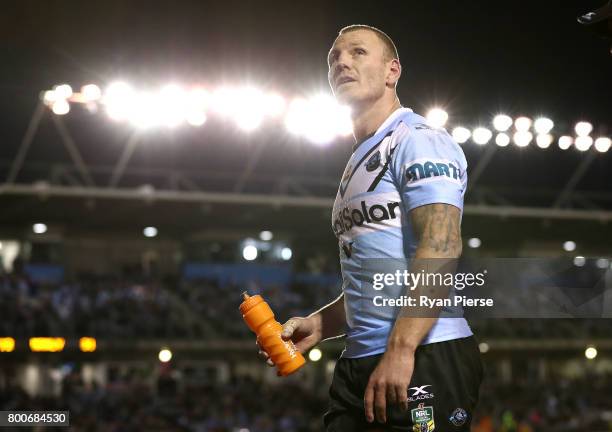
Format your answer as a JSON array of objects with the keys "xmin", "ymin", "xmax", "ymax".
[
  {"xmin": 365, "ymin": 151, "xmax": 381, "ymax": 172},
  {"xmin": 405, "ymin": 159, "xmax": 460, "ymax": 184}
]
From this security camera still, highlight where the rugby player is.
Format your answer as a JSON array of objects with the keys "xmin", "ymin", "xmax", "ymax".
[{"xmin": 259, "ymin": 25, "xmax": 482, "ymax": 431}]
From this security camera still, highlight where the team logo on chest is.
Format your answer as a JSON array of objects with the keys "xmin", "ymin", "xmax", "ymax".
[{"xmin": 365, "ymin": 151, "xmax": 381, "ymax": 171}]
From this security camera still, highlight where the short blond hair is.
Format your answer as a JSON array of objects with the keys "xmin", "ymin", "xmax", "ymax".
[{"xmin": 339, "ymin": 24, "xmax": 399, "ymax": 62}]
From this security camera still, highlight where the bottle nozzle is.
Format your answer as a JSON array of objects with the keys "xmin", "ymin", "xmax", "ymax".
[{"xmin": 241, "ymin": 291, "xmax": 250, "ymax": 301}]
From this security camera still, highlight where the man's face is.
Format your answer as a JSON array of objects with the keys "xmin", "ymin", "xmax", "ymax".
[{"xmin": 328, "ymin": 29, "xmax": 390, "ymax": 107}]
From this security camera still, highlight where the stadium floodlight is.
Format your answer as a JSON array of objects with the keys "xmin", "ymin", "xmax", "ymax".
[
  {"xmin": 43, "ymin": 90, "xmax": 58, "ymax": 103},
  {"xmin": 158, "ymin": 84, "xmax": 188, "ymax": 128},
  {"xmin": 259, "ymin": 230, "xmax": 273, "ymax": 241},
  {"xmin": 563, "ymin": 241, "xmax": 576, "ymax": 252},
  {"xmin": 575, "ymin": 136, "xmax": 593, "ymax": 152},
  {"xmin": 472, "ymin": 127, "xmax": 492, "ymax": 145},
  {"xmin": 234, "ymin": 87, "xmax": 266, "ymax": 131},
  {"xmin": 51, "ymin": 99, "xmax": 70, "ymax": 115},
  {"xmin": 81, "ymin": 84, "xmax": 102, "ymax": 102},
  {"xmin": 53, "ymin": 84, "xmax": 73, "ymax": 99},
  {"xmin": 426, "ymin": 108, "xmax": 448, "ymax": 128},
  {"xmin": 478, "ymin": 342, "xmax": 490, "ymax": 353},
  {"xmin": 451, "ymin": 127, "xmax": 471, "ymax": 144},
  {"xmin": 285, "ymin": 94, "xmax": 350, "ymax": 144},
  {"xmin": 573, "ymin": 256, "xmax": 586, "ymax": 267},
  {"xmin": 514, "ymin": 116, "xmax": 532, "ymax": 132},
  {"xmin": 594, "ymin": 137, "xmax": 611, "ymax": 153},
  {"xmin": 262, "ymin": 92, "xmax": 286, "ymax": 117},
  {"xmin": 243, "ymin": 245, "xmax": 258, "ymax": 261},
  {"xmin": 596, "ymin": 258, "xmax": 610, "ymax": 269},
  {"xmin": 534, "ymin": 117, "xmax": 554, "ymax": 134},
  {"xmin": 493, "ymin": 114, "xmax": 513, "ymax": 132},
  {"xmin": 308, "ymin": 348, "xmax": 322, "ymax": 362},
  {"xmin": 575, "ymin": 121, "xmax": 593, "ymax": 137},
  {"xmin": 281, "ymin": 247, "xmax": 293, "ymax": 261},
  {"xmin": 158, "ymin": 348, "xmax": 173, "ymax": 363},
  {"xmin": 186, "ymin": 110, "xmax": 207, "ymax": 127},
  {"xmin": 33, "ymin": 223, "xmax": 47, "ymax": 234},
  {"xmin": 467, "ymin": 237, "xmax": 481, "ymax": 248},
  {"xmin": 104, "ymin": 82, "xmax": 135, "ymax": 121},
  {"xmin": 495, "ymin": 133, "xmax": 510, "ymax": 147},
  {"xmin": 143, "ymin": 226, "xmax": 158, "ymax": 238},
  {"xmin": 558, "ymin": 135, "xmax": 573, "ymax": 150},
  {"xmin": 513, "ymin": 131, "xmax": 533, "ymax": 147},
  {"xmin": 585, "ymin": 346, "xmax": 598, "ymax": 360},
  {"xmin": 536, "ymin": 133, "xmax": 553, "ymax": 149}
]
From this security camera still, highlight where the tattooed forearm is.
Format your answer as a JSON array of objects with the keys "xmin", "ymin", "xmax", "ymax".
[{"xmin": 410, "ymin": 203, "xmax": 462, "ymax": 257}]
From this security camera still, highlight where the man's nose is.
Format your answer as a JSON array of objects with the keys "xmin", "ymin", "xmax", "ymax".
[{"xmin": 333, "ymin": 55, "xmax": 351, "ymax": 77}]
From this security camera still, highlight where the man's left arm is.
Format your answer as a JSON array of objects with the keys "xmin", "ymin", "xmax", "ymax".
[{"xmin": 364, "ymin": 203, "xmax": 463, "ymax": 424}]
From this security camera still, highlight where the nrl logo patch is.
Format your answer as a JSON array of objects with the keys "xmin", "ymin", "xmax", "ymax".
[{"xmin": 411, "ymin": 403, "xmax": 435, "ymax": 432}]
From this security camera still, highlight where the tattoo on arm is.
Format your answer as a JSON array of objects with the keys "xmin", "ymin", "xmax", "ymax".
[{"xmin": 410, "ymin": 204, "xmax": 462, "ymax": 257}]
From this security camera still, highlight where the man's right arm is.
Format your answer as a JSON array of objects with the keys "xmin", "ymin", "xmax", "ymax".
[
  {"xmin": 259, "ymin": 293, "xmax": 346, "ymax": 364},
  {"xmin": 307, "ymin": 293, "xmax": 346, "ymax": 342}
]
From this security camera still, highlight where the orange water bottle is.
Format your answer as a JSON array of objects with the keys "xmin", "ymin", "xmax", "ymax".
[{"xmin": 239, "ymin": 292, "xmax": 306, "ymax": 376}]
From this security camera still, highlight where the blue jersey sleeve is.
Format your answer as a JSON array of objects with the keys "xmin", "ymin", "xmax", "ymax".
[{"xmin": 391, "ymin": 125, "xmax": 468, "ymax": 212}]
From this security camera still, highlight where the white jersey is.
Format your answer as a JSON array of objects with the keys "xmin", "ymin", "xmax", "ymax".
[{"xmin": 332, "ymin": 108, "xmax": 473, "ymax": 358}]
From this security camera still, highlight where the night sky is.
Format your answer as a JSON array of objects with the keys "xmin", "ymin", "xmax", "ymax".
[{"xmin": 1, "ymin": 0, "xmax": 611, "ymax": 199}]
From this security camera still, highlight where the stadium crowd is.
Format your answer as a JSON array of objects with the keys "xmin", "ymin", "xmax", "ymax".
[{"xmin": 1, "ymin": 367, "xmax": 611, "ymax": 431}]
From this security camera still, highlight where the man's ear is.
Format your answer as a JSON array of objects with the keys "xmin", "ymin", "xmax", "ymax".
[{"xmin": 386, "ymin": 58, "xmax": 401, "ymax": 87}]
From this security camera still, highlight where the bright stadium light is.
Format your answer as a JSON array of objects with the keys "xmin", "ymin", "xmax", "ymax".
[
  {"xmin": 493, "ymin": 114, "xmax": 513, "ymax": 132},
  {"xmin": 81, "ymin": 84, "xmax": 102, "ymax": 102},
  {"xmin": 143, "ymin": 226, "xmax": 158, "ymax": 238},
  {"xmin": 536, "ymin": 134, "xmax": 553, "ymax": 149},
  {"xmin": 158, "ymin": 348, "xmax": 173, "ymax": 363},
  {"xmin": 467, "ymin": 237, "xmax": 481, "ymax": 248},
  {"xmin": 285, "ymin": 95, "xmax": 350, "ymax": 144},
  {"xmin": 574, "ymin": 256, "xmax": 586, "ymax": 267},
  {"xmin": 594, "ymin": 137, "xmax": 611, "ymax": 153},
  {"xmin": 33, "ymin": 223, "xmax": 47, "ymax": 234},
  {"xmin": 596, "ymin": 258, "xmax": 610, "ymax": 269},
  {"xmin": 308, "ymin": 348, "xmax": 322, "ymax": 362},
  {"xmin": 158, "ymin": 84, "xmax": 188, "ymax": 128},
  {"xmin": 43, "ymin": 90, "xmax": 58, "ymax": 103},
  {"xmin": 575, "ymin": 121, "xmax": 593, "ymax": 137},
  {"xmin": 575, "ymin": 136, "xmax": 593, "ymax": 152},
  {"xmin": 534, "ymin": 117, "xmax": 554, "ymax": 134},
  {"xmin": 243, "ymin": 245, "xmax": 258, "ymax": 261},
  {"xmin": 281, "ymin": 247, "xmax": 293, "ymax": 261},
  {"xmin": 426, "ymin": 108, "xmax": 448, "ymax": 128},
  {"xmin": 186, "ymin": 110, "xmax": 207, "ymax": 127},
  {"xmin": 104, "ymin": 81, "xmax": 135, "ymax": 121},
  {"xmin": 51, "ymin": 99, "xmax": 70, "ymax": 115},
  {"xmin": 259, "ymin": 230, "xmax": 273, "ymax": 241},
  {"xmin": 478, "ymin": 342, "xmax": 490, "ymax": 353},
  {"xmin": 54, "ymin": 84, "xmax": 73, "ymax": 99},
  {"xmin": 234, "ymin": 87, "xmax": 266, "ymax": 131},
  {"xmin": 514, "ymin": 116, "xmax": 532, "ymax": 132},
  {"xmin": 513, "ymin": 131, "xmax": 533, "ymax": 147},
  {"xmin": 472, "ymin": 127, "xmax": 492, "ymax": 145},
  {"xmin": 585, "ymin": 346, "xmax": 598, "ymax": 360},
  {"xmin": 558, "ymin": 135, "xmax": 573, "ymax": 150},
  {"xmin": 452, "ymin": 127, "xmax": 471, "ymax": 144},
  {"xmin": 262, "ymin": 92, "xmax": 286, "ymax": 117},
  {"xmin": 563, "ymin": 241, "xmax": 576, "ymax": 252},
  {"xmin": 495, "ymin": 133, "xmax": 510, "ymax": 147}
]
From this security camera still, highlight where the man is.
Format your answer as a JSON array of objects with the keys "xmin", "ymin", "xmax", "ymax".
[{"xmin": 259, "ymin": 25, "xmax": 482, "ymax": 431}]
